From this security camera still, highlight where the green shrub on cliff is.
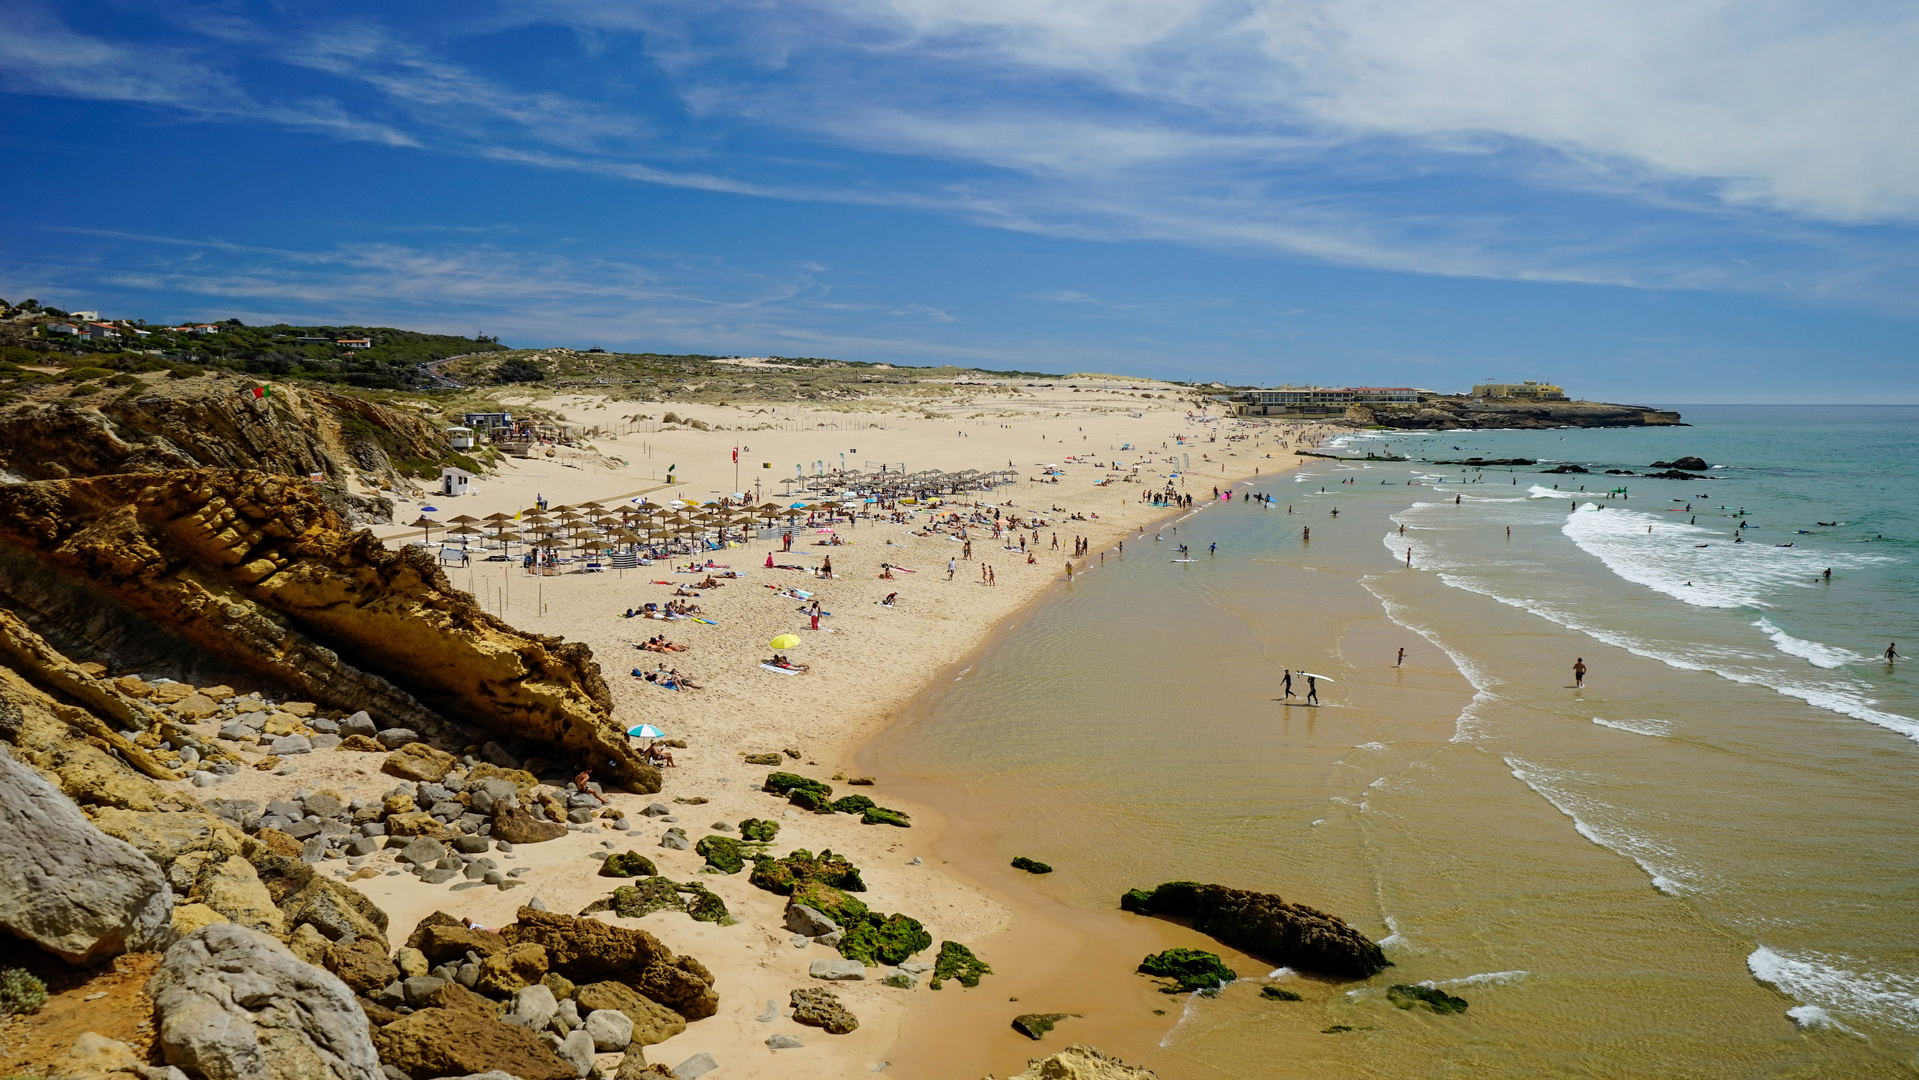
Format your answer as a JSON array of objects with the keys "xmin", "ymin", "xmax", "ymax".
[{"xmin": 0, "ymin": 968, "xmax": 47, "ymax": 1016}]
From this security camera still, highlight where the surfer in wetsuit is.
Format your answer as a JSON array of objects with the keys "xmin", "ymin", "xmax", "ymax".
[
  {"xmin": 1282, "ymin": 670, "xmax": 1295, "ymax": 699},
  {"xmin": 1306, "ymin": 675, "xmax": 1319, "ymax": 705}
]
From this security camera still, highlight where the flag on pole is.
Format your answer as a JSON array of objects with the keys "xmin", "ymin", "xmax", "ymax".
[{"xmin": 251, "ymin": 384, "xmax": 271, "ymax": 399}]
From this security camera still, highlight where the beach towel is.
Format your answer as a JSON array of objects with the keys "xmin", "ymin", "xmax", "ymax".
[
  {"xmin": 759, "ymin": 663, "xmax": 806, "ymax": 675},
  {"xmin": 691, "ymin": 617, "xmax": 718, "ymax": 625}
]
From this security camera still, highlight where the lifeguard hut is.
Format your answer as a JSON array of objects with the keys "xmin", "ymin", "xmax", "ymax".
[
  {"xmin": 440, "ymin": 467, "xmax": 474, "ymax": 497},
  {"xmin": 446, "ymin": 425, "xmax": 475, "ymax": 450}
]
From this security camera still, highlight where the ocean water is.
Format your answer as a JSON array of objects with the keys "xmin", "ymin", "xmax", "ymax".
[{"xmin": 878, "ymin": 406, "xmax": 1919, "ymax": 1078}]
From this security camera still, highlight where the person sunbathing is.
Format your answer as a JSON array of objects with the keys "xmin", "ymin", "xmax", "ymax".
[
  {"xmin": 880, "ymin": 592, "xmax": 898, "ymax": 606},
  {"xmin": 767, "ymin": 653, "xmax": 811, "ymax": 672},
  {"xmin": 645, "ymin": 743, "xmax": 676, "ymax": 768},
  {"xmin": 673, "ymin": 587, "xmax": 698, "ymax": 597}
]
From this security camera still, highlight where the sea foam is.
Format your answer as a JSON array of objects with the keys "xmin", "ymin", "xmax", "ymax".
[
  {"xmin": 1592, "ymin": 717, "xmax": 1672, "ymax": 738},
  {"xmin": 1755, "ymin": 617, "xmax": 1867, "ymax": 669},
  {"xmin": 1748, "ymin": 946, "xmax": 1919, "ymax": 1032}
]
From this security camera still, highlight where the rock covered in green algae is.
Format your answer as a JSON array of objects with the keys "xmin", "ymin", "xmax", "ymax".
[
  {"xmin": 742, "ymin": 753, "xmax": 783, "ymax": 765},
  {"xmin": 859, "ymin": 806, "xmax": 911, "ymax": 827},
  {"xmin": 598, "ymin": 852, "xmax": 658, "ymax": 878},
  {"xmin": 1011, "ymin": 1013, "xmax": 1076, "ymax": 1040},
  {"xmin": 588, "ymin": 879, "xmax": 733, "ymax": 924},
  {"xmin": 829, "ymin": 794, "xmax": 876, "ymax": 815},
  {"xmin": 763, "ymin": 772, "xmax": 831, "ymax": 799},
  {"xmin": 737, "ymin": 818, "xmax": 779, "ymax": 842},
  {"xmin": 1260, "ymin": 985, "xmax": 1303, "ymax": 1001},
  {"xmin": 788, "ymin": 882, "xmax": 868, "ymax": 927},
  {"xmin": 1011, "ymin": 856, "xmax": 1053, "ymax": 874},
  {"xmin": 837, "ymin": 913, "xmax": 931, "ymax": 967},
  {"xmin": 929, "ymin": 941, "xmax": 991, "ymax": 989},
  {"xmin": 1119, "ymin": 881, "xmax": 1389, "ymax": 979},
  {"xmin": 1387, "ymin": 984, "xmax": 1467, "ymax": 1014},
  {"xmin": 748, "ymin": 849, "xmax": 866, "ymax": 894},
  {"xmin": 694, "ymin": 835, "xmax": 748, "ymax": 874},
  {"xmin": 1138, "ymin": 948, "xmax": 1237, "ymax": 994}
]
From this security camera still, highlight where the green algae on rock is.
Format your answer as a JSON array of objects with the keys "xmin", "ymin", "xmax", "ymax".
[
  {"xmin": 1119, "ymin": 881, "xmax": 1388, "ymax": 979},
  {"xmin": 1388, "ymin": 984, "xmax": 1468, "ymax": 1014},
  {"xmin": 1011, "ymin": 856, "xmax": 1053, "ymax": 874},
  {"xmin": 737, "ymin": 818, "xmax": 779, "ymax": 842},
  {"xmin": 929, "ymin": 941, "xmax": 991, "ymax": 989},
  {"xmin": 837, "ymin": 913, "xmax": 931, "ymax": 967},
  {"xmin": 1138, "ymin": 948, "xmax": 1237, "ymax": 994},
  {"xmin": 598, "ymin": 852, "xmax": 658, "ymax": 878},
  {"xmin": 749, "ymin": 849, "xmax": 866, "ymax": 894},
  {"xmin": 694, "ymin": 835, "xmax": 749, "ymax": 874}
]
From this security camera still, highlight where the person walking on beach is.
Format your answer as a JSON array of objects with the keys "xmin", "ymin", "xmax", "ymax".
[
  {"xmin": 1282, "ymin": 670, "xmax": 1295, "ymax": 699},
  {"xmin": 1573, "ymin": 657, "xmax": 1587, "ymax": 688},
  {"xmin": 1065, "ymin": 560, "xmax": 1073, "ymax": 581},
  {"xmin": 1396, "ymin": 647, "xmax": 1405, "ymax": 668},
  {"xmin": 1305, "ymin": 675, "xmax": 1319, "ymax": 705},
  {"xmin": 948, "ymin": 558, "xmax": 956, "ymax": 581}
]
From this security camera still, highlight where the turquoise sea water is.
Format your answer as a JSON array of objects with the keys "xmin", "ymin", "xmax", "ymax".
[{"xmin": 883, "ymin": 405, "xmax": 1919, "ymax": 1077}]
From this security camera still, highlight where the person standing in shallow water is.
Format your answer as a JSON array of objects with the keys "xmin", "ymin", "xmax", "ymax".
[
  {"xmin": 1306, "ymin": 675, "xmax": 1319, "ymax": 705},
  {"xmin": 1282, "ymin": 669, "xmax": 1295, "ymax": 699},
  {"xmin": 1573, "ymin": 657, "xmax": 1587, "ymax": 688}
]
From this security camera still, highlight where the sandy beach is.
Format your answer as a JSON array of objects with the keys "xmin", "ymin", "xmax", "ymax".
[{"xmin": 331, "ymin": 384, "xmax": 1338, "ymax": 1077}]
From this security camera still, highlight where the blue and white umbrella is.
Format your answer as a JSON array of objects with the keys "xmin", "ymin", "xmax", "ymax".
[{"xmin": 626, "ymin": 724, "xmax": 666, "ymax": 739}]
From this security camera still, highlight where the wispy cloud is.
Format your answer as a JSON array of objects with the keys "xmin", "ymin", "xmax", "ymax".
[{"xmin": 4, "ymin": 0, "xmax": 1919, "ymax": 313}]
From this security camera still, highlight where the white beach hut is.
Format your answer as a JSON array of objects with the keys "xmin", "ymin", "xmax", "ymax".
[{"xmin": 440, "ymin": 467, "xmax": 474, "ymax": 496}]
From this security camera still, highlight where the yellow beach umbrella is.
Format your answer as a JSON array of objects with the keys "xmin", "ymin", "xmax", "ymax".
[{"xmin": 769, "ymin": 634, "xmax": 802, "ymax": 650}]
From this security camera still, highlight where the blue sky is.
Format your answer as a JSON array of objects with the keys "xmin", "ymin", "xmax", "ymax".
[{"xmin": 2, "ymin": 0, "xmax": 1916, "ymax": 400}]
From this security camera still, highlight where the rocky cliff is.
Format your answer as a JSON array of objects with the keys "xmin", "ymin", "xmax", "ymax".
[
  {"xmin": 0, "ymin": 469, "xmax": 656, "ymax": 790},
  {"xmin": 0, "ymin": 379, "xmax": 475, "ymax": 520},
  {"xmin": 1347, "ymin": 397, "xmax": 1683, "ymax": 429}
]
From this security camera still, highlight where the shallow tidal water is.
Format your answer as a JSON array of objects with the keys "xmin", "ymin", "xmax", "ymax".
[{"xmin": 871, "ymin": 407, "xmax": 1919, "ymax": 1079}]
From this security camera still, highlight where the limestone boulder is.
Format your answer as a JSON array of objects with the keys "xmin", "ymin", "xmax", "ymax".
[
  {"xmin": 790, "ymin": 987, "xmax": 858, "ymax": 1034},
  {"xmin": 571, "ymin": 983, "xmax": 685, "ymax": 1046},
  {"xmin": 370, "ymin": 1007, "xmax": 576, "ymax": 1080},
  {"xmin": 1004, "ymin": 1045, "xmax": 1160, "ymax": 1080},
  {"xmin": 475, "ymin": 942, "xmax": 550, "ymax": 995},
  {"xmin": 501, "ymin": 909, "xmax": 716, "ymax": 1021},
  {"xmin": 584, "ymin": 1010, "xmax": 633, "ymax": 1053},
  {"xmin": 490, "ymin": 805, "xmax": 567, "ymax": 845},
  {"xmin": 149, "ymin": 923, "xmax": 382, "ymax": 1080},
  {"xmin": 0, "ymin": 747, "xmax": 173, "ymax": 964},
  {"xmin": 324, "ymin": 938, "xmax": 400, "ymax": 996},
  {"xmin": 405, "ymin": 916, "xmax": 506, "ymax": 965},
  {"xmin": 381, "ymin": 744, "xmax": 456, "ymax": 783},
  {"xmin": 252, "ymin": 854, "xmax": 390, "ymax": 952}
]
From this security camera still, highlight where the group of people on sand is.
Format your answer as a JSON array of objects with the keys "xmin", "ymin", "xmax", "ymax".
[
  {"xmin": 623, "ymin": 599, "xmax": 701, "ymax": 619},
  {"xmin": 638, "ymin": 635, "xmax": 687, "ymax": 653},
  {"xmin": 633, "ymin": 663, "xmax": 702, "ymax": 691}
]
